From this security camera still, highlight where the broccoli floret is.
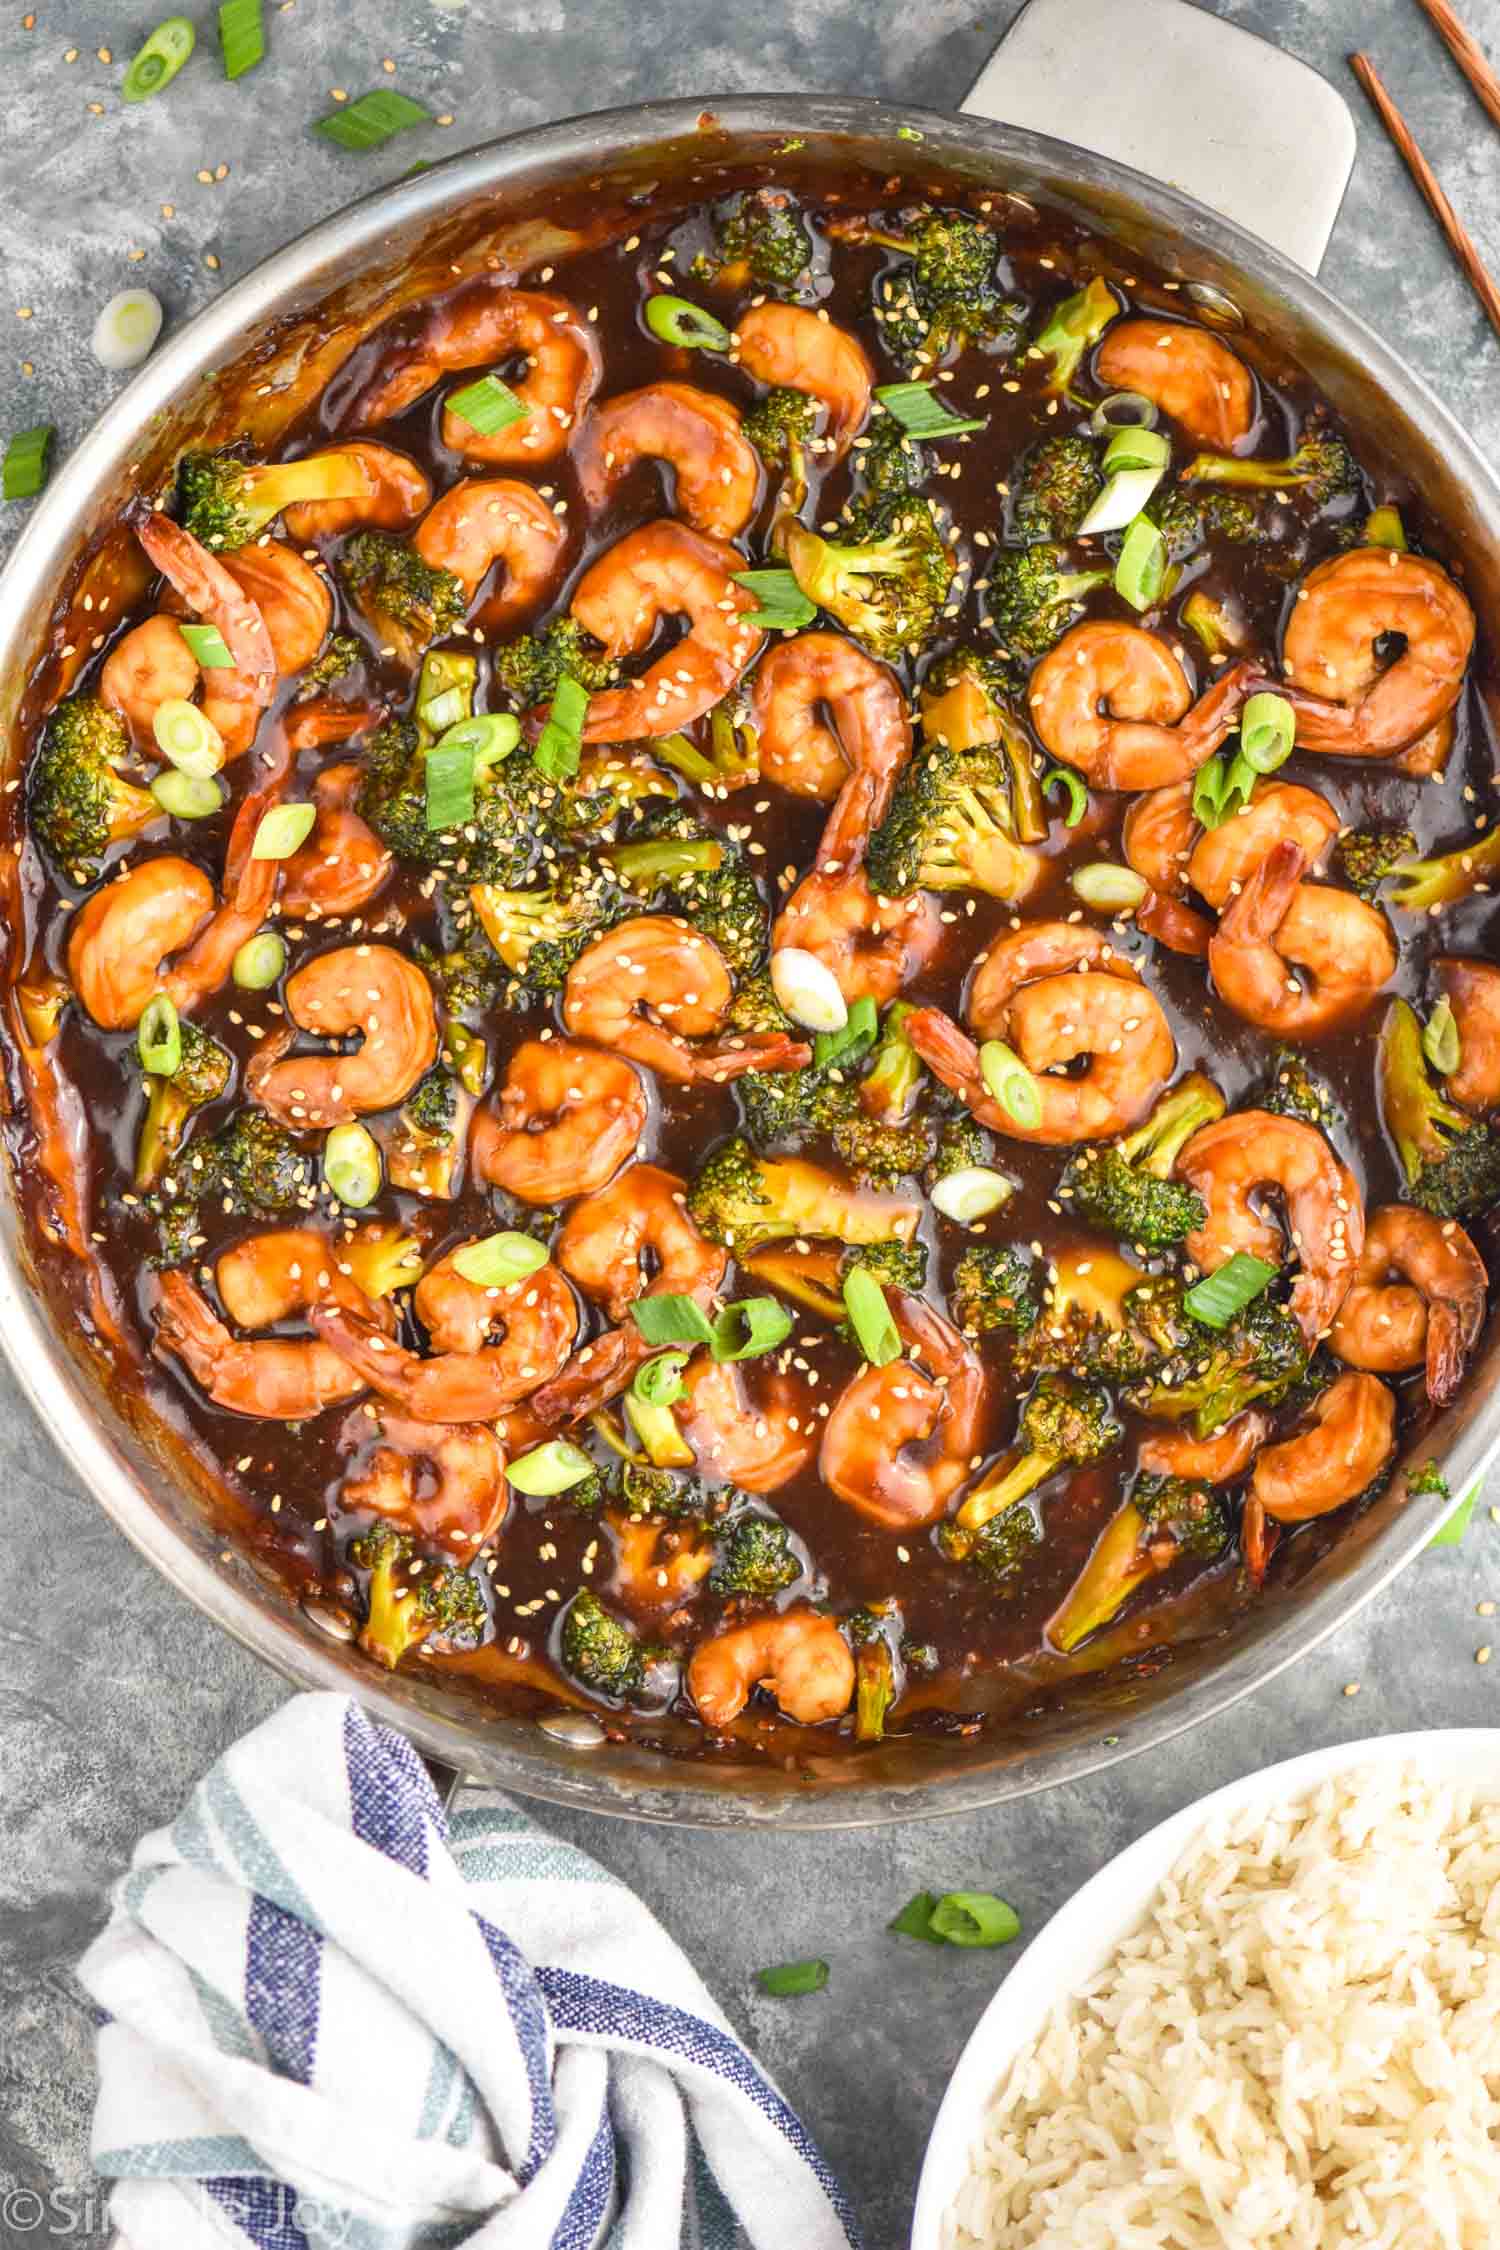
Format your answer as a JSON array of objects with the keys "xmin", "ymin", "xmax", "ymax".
[
  {"xmin": 937, "ymin": 1501, "xmax": 1041, "ymax": 1584},
  {"xmin": 28, "ymin": 696, "xmax": 159, "ymax": 883},
  {"xmin": 135, "ymin": 1020, "xmax": 233, "ymax": 1190},
  {"xmin": 1408, "ymin": 1459, "xmax": 1450, "ymax": 1499},
  {"xmin": 860, "ymin": 1002, "xmax": 925, "ymax": 1121},
  {"xmin": 1336, "ymin": 825, "xmax": 1420, "ymax": 903},
  {"xmin": 293, "ymin": 632, "xmax": 362, "ymax": 700},
  {"xmin": 615, "ymin": 1462, "xmax": 706, "ymax": 1519},
  {"xmin": 1180, "ymin": 589, "xmax": 1245, "ymax": 660},
  {"xmin": 927, "ymin": 1109, "xmax": 988, "ymax": 1186},
  {"xmin": 843, "ymin": 1239, "xmax": 928, "ymax": 1292},
  {"xmin": 1201, "ymin": 490, "xmax": 1266, "ymax": 543},
  {"xmin": 654, "ymin": 699, "xmax": 762, "ymax": 792},
  {"xmin": 608, "ymin": 806, "xmax": 768, "ymax": 976},
  {"xmin": 1048, "ymin": 1474, "xmax": 1230, "ymax": 1652},
  {"xmin": 350, "ymin": 1520, "xmax": 488, "ymax": 1669},
  {"xmin": 1378, "ymin": 997, "xmax": 1500, "ymax": 1219},
  {"xmin": 385, "ymin": 1063, "xmax": 459, "ymax": 1198},
  {"xmin": 1057, "ymin": 1075, "xmax": 1226, "ymax": 1251},
  {"xmin": 955, "ymin": 1375, "xmax": 1121, "ymax": 1531},
  {"xmin": 179, "ymin": 1106, "xmax": 316, "ymax": 1215},
  {"xmin": 688, "ymin": 1136, "xmax": 918, "ymax": 1252},
  {"xmin": 866, "ymin": 738, "xmax": 1043, "ymax": 900},
  {"xmin": 1144, "ymin": 485, "xmax": 1264, "ymax": 563},
  {"xmin": 419, "ymin": 924, "xmax": 507, "ymax": 1015},
  {"xmin": 469, "ymin": 859, "xmax": 622, "ymax": 993},
  {"xmin": 987, "ymin": 543, "xmax": 1112, "ymax": 660},
  {"xmin": 708, "ymin": 1512, "xmax": 802, "ymax": 1597},
  {"xmin": 339, "ymin": 531, "xmax": 465, "ymax": 669},
  {"xmin": 920, "ymin": 650, "xmax": 1048, "ymax": 828},
  {"xmin": 560, "ymin": 1588, "xmax": 645, "ymax": 1701},
  {"xmin": 178, "ymin": 444, "xmax": 375, "ymax": 550},
  {"xmin": 844, "ymin": 1603, "xmax": 904, "ymax": 1741},
  {"xmin": 1010, "ymin": 434, "xmax": 1104, "ymax": 546},
  {"xmin": 1355, "ymin": 822, "xmax": 1500, "ymax": 913},
  {"xmin": 1015, "ymin": 1257, "xmax": 1194, "ymax": 1386},
  {"xmin": 406, "ymin": 1065, "xmax": 456, "ymax": 1139},
  {"xmin": 1128, "ymin": 1295, "xmax": 1308, "ymax": 1439},
  {"xmin": 1259, "ymin": 1046, "xmax": 1341, "ymax": 1131},
  {"xmin": 1031, "ymin": 275, "xmax": 1121, "ymax": 398},
  {"xmin": 869, "ymin": 207, "xmax": 1024, "ymax": 371},
  {"xmin": 709, "ymin": 190, "xmax": 812, "ymax": 290},
  {"xmin": 491, "ymin": 617, "xmax": 621, "ymax": 705},
  {"xmin": 359, "ymin": 706, "xmax": 610, "ymax": 889},
  {"xmin": 1181, "ymin": 430, "xmax": 1360, "ymax": 505},
  {"xmin": 857, "ymin": 413, "xmax": 927, "ymax": 496},
  {"xmin": 742, "ymin": 387, "xmax": 819, "ymax": 470},
  {"xmin": 784, "ymin": 492, "xmax": 955, "ymax": 662},
  {"xmin": 816, "ymin": 1080, "xmax": 934, "ymax": 1188},
  {"xmin": 950, "ymin": 1244, "xmax": 1037, "ymax": 1336}
]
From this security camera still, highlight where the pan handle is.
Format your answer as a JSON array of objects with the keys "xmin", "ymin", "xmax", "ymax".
[{"xmin": 962, "ymin": 0, "xmax": 1356, "ymax": 275}]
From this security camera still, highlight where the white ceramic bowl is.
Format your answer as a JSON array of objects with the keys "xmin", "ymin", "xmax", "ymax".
[{"xmin": 911, "ymin": 1727, "xmax": 1500, "ymax": 2250}]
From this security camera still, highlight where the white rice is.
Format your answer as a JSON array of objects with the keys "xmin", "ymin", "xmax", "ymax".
[{"xmin": 946, "ymin": 1765, "xmax": 1500, "ymax": 2250}]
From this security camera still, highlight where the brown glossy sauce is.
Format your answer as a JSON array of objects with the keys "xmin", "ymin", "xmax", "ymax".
[{"xmin": 4, "ymin": 167, "xmax": 1497, "ymax": 1763}]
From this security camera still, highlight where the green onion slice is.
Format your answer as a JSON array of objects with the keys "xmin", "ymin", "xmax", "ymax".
[
  {"xmin": 324, "ymin": 1121, "xmax": 382, "ymax": 1208},
  {"xmin": 813, "ymin": 994, "xmax": 878, "ymax": 1072},
  {"xmin": 889, "ymin": 1892, "xmax": 947, "ymax": 1944},
  {"xmin": 631, "ymin": 1351, "xmax": 689, "ymax": 1408},
  {"xmin": 1238, "ymin": 691, "xmax": 1295, "ymax": 774},
  {"xmin": 930, "ymin": 1166, "xmax": 1015, "ymax": 1224},
  {"xmin": 928, "ymin": 1891, "xmax": 1021, "ymax": 1948},
  {"xmin": 2, "ymin": 424, "xmax": 54, "ymax": 502},
  {"xmin": 1190, "ymin": 750, "xmax": 1255, "ymax": 833},
  {"xmin": 151, "ymin": 769, "xmax": 223, "ymax": 820},
  {"xmin": 425, "ymin": 742, "xmax": 476, "ymax": 832},
  {"xmin": 419, "ymin": 687, "xmax": 468, "ymax": 736},
  {"xmin": 842, "ymin": 1266, "xmax": 902, "ymax": 1368},
  {"xmin": 1113, "ymin": 514, "xmax": 1168, "ymax": 612},
  {"xmin": 1090, "ymin": 390, "xmax": 1158, "ymax": 436},
  {"xmin": 756, "ymin": 1958, "xmax": 829, "ymax": 1997},
  {"xmin": 446, "ymin": 374, "xmax": 528, "ymax": 437},
  {"xmin": 1428, "ymin": 1481, "xmax": 1473, "ymax": 1547},
  {"xmin": 451, "ymin": 1232, "xmax": 548, "ymax": 1288},
  {"xmin": 1042, "ymin": 765, "xmax": 1088, "ymax": 827},
  {"xmin": 710, "ymin": 1296, "xmax": 794, "ymax": 1364},
  {"xmin": 152, "ymin": 697, "xmax": 225, "ymax": 776},
  {"xmin": 231, "ymin": 930, "xmax": 286, "ymax": 990},
  {"xmin": 218, "ymin": 0, "xmax": 264, "ymax": 79},
  {"xmin": 1070, "ymin": 861, "xmax": 1149, "ymax": 914},
  {"xmin": 137, "ymin": 993, "xmax": 182, "ymax": 1076},
  {"xmin": 314, "ymin": 88, "xmax": 432, "ymax": 151},
  {"xmin": 437, "ymin": 712, "xmax": 520, "ymax": 770},
  {"xmin": 643, "ymin": 294, "xmax": 731, "ymax": 353},
  {"xmin": 630, "ymin": 1294, "xmax": 716, "ymax": 1349},
  {"xmin": 534, "ymin": 673, "xmax": 589, "ymax": 783},
  {"xmin": 178, "ymin": 621, "xmax": 235, "ymax": 670},
  {"xmin": 873, "ymin": 381, "xmax": 986, "ymax": 441},
  {"xmin": 121, "ymin": 15, "xmax": 196, "ymax": 101},
  {"xmin": 1183, "ymin": 1251, "xmax": 1277, "ymax": 1330},
  {"xmin": 507, "ymin": 1440, "xmax": 596, "ymax": 1496},
  {"xmin": 1102, "ymin": 424, "xmax": 1170, "ymax": 477},
  {"xmin": 732, "ymin": 568, "xmax": 816, "ymax": 632},
  {"xmin": 1365, "ymin": 504, "xmax": 1408, "ymax": 552},
  {"xmin": 251, "ymin": 803, "xmax": 317, "ymax": 859},
  {"xmin": 978, "ymin": 1040, "xmax": 1043, "ymax": 1130},
  {"xmin": 1422, "ymin": 997, "xmax": 1461, "ymax": 1077}
]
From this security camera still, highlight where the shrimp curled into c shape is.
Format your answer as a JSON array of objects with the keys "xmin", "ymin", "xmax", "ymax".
[
  {"xmin": 1094, "ymin": 316, "xmax": 1255, "ymax": 447},
  {"xmin": 1208, "ymin": 839, "xmax": 1396, "ymax": 1038},
  {"xmin": 1436, "ymin": 957, "xmax": 1500, "ymax": 1115},
  {"xmin": 1251, "ymin": 1370, "xmax": 1396, "ymax": 1523},
  {"xmin": 687, "ymin": 1609, "xmax": 855, "ymax": 1730},
  {"xmin": 1028, "ymin": 621, "xmax": 1256, "ymax": 791},
  {"xmin": 674, "ymin": 1355, "xmax": 818, "ymax": 1493},
  {"xmin": 67, "ymin": 846, "xmax": 277, "ymax": 1029},
  {"xmin": 1280, "ymin": 547, "xmax": 1476, "ymax": 757},
  {"xmin": 412, "ymin": 477, "xmax": 567, "ymax": 635},
  {"xmin": 1178, "ymin": 1108, "xmax": 1365, "ymax": 1344},
  {"xmin": 1328, "ymin": 1204, "xmax": 1487, "ymax": 1407},
  {"xmin": 246, "ymin": 944, "xmax": 438, "ymax": 1128},
  {"xmin": 562, "ymin": 916, "xmax": 811, "ymax": 1085},
  {"xmin": 336, "ymin": 1410, "xmax": 508, "ymax": 1554},
  {"xmin": 733, "ymin": 302, "xmax": 875, "ymax": 456},
  {"xmin": 570, "ymin": 521, "xmax": 766, "ymax": 742},
  {"xmin": 750, "ymin": 631, "xmax": 913, "ymax": 806},
  {"xmin": 820, "ymin": 1293, "xmax": 987, "ymax": 1529},
  {"xmin": 152, "ymin": 1227, "xmax": 388, "ymax": 1421},
  {"xmin": 469, "ymin": 1037, "xmax": 647, "ymax": 1205},
  {"xmin": 354, "ymin": 285, "xmax": 602, "ymax": 467},
  {"xmin": 574, "ymin": 383, "xmax": 762, "ymax": 540}
]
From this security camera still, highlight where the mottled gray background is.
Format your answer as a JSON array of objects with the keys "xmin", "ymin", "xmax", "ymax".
[{"xmin": 3, "ymin": 4, "xmax": 1500, "ymax": 2247}]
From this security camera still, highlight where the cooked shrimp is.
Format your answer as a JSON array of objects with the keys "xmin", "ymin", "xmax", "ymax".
[
  {"xmin": 246, "ymin": 944, "xmax": 438, "ymax": 1127},
  {"xmin": 1121, "ymin": 782, "xmax": 1215, "ymax": 955},
  {"xmin": 355, "ymin": 286, "xmax": 602, "ymax": 466},
  {"xmin": 412, "ymin": 477, "xmax": 566, "ymax": 631},
  {"xmin": 772, "ymin": 860, "xmax": 942, "ymax": 1008},
  {"xmin": 1029, "ymin": 623, "xmax": 1256, "ymax": 790},
  {"xmin": 280, "ymin": 762, "xmax": 393, "ymax": 919},
  {"xmin": 470, "ymin": 1038, "xmax": 646, "ymax": 1205},
  {"xmin": 965, "ymin": 922, "xmax": 1141, "ymax": 1038},
  {"xmin": 1436, "ymin": 957, "xmax": 1500, "ymax": 1113},
  {"xmin": 1251, "ymin": 1370, "xmax": 1396, "ymax": 1522},
  {"xmin": 222, "ymin": 542, "xmax": 332, "ymax": 678},
  {"xmin": 1280, "ymin": 548, "xmax": 1475, "ymax": 756},
  {"xmin": 313, "ymin": 1244, "xmax": 578, "ymax": 1421},
  {"xmin": 1137, "ymin": 1412, "xmax": 1271, "ymax": 1483},
  {"xmin": 820, "ymin": 1293, "xmax": 986, "ymax": 1529},
  {"xmin": 574, "ymin": 382, "xmax": 761, "ymax": 539},
  {"xmin": 675, "ymin": 1355, "xmax": 818, "ymax": 1492},
  {"xmin": 282, "ymin": 441, "xmax": 431, "ymax": 541},
  {"xmin": 215, "ymin": 1226, "xmax": 377, "ymax": 1330},
  {"xmin": 1094, "ymin": 316, "xmax": 1255, "ymax": 447},
  {"xmin": 562, "ymin": 917, "xmax": 810, "ymax": 1084},
  {"xmin": 338, "ymin": 1411, "xmax": 508, "ymax": 1553},
  {"xmin": 570, "ymin": 521, "xmax": 764, "ymax": 741},
  {"xmin": 1185, "ymin": 780, "xmax": 1340, "ymax": 909},
  {"xmin": 687, "ymin": 1609, "xmax": 855, "ymax": 1729},
  {"xmin": 1209, "ymin": 839, "xmax": 1396, "ymax": 1036},
  {"xmin": 750, "ymin": 631, "xmax": 912, "ymax": 807},
  {"xmin": 734, "ymin": 302, "xmax": 874, "ymax": 455},
  {"xmin": 67, "ymin": 846, "xmax": 275, "ymax": 1029},
  {"xmin": 1328, "ymin": 1204, "xmax": 1487, "ymax": 1405},
  {"xmin": 530, "ymin": 1162, "xmax": 728, "ymax": 1422},
  {"xmin": 1397, "ymin": 708, "xmax": 1455, "ymax": 780},
  {"xmin": 154, "ymin": 1228, "xmax": 387, "ymax": 1420},
  {"xmin": 137, "ymin": 513, "xmax": 276, "ymax": 758},
  {"xmin": 100, "ymin": 614, "xmax": 202, "ymax": 744},
  {"xmin": 1178, "ymin": 1107, "xmax": 1364, "ymax": 1343},
  {"xmin": 284, "ymin": 701, "xmax": 383, "ymax": 754}
]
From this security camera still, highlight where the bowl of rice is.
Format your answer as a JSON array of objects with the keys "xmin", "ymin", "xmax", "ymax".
[{"xmin": 913, "ymin": 1730, "xmax": 1500, "ymax": 2250}]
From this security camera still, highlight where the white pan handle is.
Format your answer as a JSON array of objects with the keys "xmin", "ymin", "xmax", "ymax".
[{"xmin": 962, "ymin": 0, "xmax": 1355, "ymax": 274}]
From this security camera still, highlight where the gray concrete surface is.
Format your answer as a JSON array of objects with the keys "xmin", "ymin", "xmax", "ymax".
[{"xmin": 3, "ymin": 4, "xmax": 1500, "ymax": 2245}]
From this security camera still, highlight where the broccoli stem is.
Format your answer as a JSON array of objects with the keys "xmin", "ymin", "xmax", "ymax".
[{"xmin": 1046, "ymin": 1502, "xmax": 1155, "ymax": 1652}]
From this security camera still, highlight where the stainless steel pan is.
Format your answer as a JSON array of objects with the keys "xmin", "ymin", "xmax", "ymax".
[{"xmin": 2, "ymin": 95, "xmax": 1496, "ymax": 1827}]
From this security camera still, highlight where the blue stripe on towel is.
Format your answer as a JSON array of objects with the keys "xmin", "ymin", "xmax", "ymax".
[
  {"xmin": 552, "ymin": 2102, "xmax": 616, "ymax": 2250},
  {"xmin": 204, "ymin": 2175, "xmax": 312, "ymax": 2250},
  {"xmin": 245, "ymin": 1897, "xmax": 321, "ymax": 2086},
  {"xmin": 342, "ymin": 1704, "xmax": 441, "ymax": 1872},
  {"xmin": 475, "ymin": 1915, "xmax": 558, "ymax": 2183}
]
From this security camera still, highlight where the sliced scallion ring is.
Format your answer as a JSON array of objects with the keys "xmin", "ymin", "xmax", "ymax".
[
  {"xmin": 1077, "ymin": 461, "xmax": 1166, "ymax": 537},
  {"xmin": 436, "ymin": 712, "xmax": 520, "ymax": 769},
  {"xmin": 445, "ymin": 374, "xmax": 527, "ymax": 437},
  {"xmin": 929, "ymin": 1165, "xmax": 1015, "ymax": 1223},
  {"xmin": 314, "ymin": 88, "xmax": 431, "ymax": 151},
  {"xmin": 121, "ymin": 15, "xmax": 196, "ymax": 102},
  {"xmin": 92, "ymin": 289, "xmax": 164, "ymax": 371},
  {"xmin": 231, "ymin": 930, "xmax": 286, "ymax": 990},
  {"xmin": 631, "ymin": 1351, "xmax": 689, "ymax": 1408},
  {"xmin": 1042, "ymin": 765, "xmax": 1088, "ymax": 828},
  {"xmin": 1238, "ymin": 690, "xmax": 1296, "ymax": 774},
  {"xmin": 1365, "ymin": 503, "xmax": 1408, "ymax": 552},
  {"xmin": 2, "ymin": 424, "xmax": 54, "ymax": 502},
  {"xmin": 1070, "ymin": 861, "xmax": 1149, "ymax": 914},
  {"xmin": 770, "ymin": 946, "xmax": 847, "ymax": 1035},
  {"xmin": 978, "ymin": 1039, "xmax": 1043, "ymax": 1130},
  {"xmin": 418, "ymin": 687, "xmax": 468, "ymax": 737},
  {"xmin": 450, "ymin": 1232, "xmax": 548, "ymax": 1287},
  {"xmin": 507, "ymin": 1440, "xmax": 596, "ymax": 1496},
  {"xmin": 137, "ymin": 993, "xmax": 182, "ymax": 1077},
  {"xmin": 710, "ymin": 1296, "xmax": 794, "ymax": 1364},
  {"xmin": 1101, "ymin": 424, "xmax": 1170, "ymax": 477},
  {"xmin": 533, "ymin": 675, "xmax": 588, "ymax": 783},
  {"xmin": 151, "ymin": 768, "xmax": 223, "ymax": 820},
  {"xmin": 178, "ymin": 621, "xmax": 234, "ymax": 669},
  {"xmin": 1183, "ymin": 1251, "xmax": 1277, "ymax": 1330},
  {"xmin": 152, "ymin": 697, "xmax": 225, "ymax": 776},
  {"xmin": 323, "ymin": 1121, "xmax": 382, "ymax": 1209},
  {"xmin": 1113, "ymin": 514, "xmax": 1168, "ymax": 612},
  {"xmin": 629, "ymin": 1294, "xmax": 716, "ymax": 1349},
  {"xmin": 251, "ymin": 803, "xmax": 317, "ymax": 859},
  {"xmin": 841, "ymin": 1267, "xmax": 902, "ymax": 1368},
  {"xmin": 1090, "ymin": 390, "xmax": 1158, "ymax": 436},
  {"xmin": 1422, "ymin": 997, "xmax": 1461, "ymax": 1077},
  {"xmin": 643, "ymin": 294, "xmax": 731, "ymax": 353}
]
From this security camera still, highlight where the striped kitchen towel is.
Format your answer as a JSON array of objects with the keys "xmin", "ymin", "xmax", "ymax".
[{"xmin": 76, "ymin": 1692, "xmax": 862, "ymax": 2250}]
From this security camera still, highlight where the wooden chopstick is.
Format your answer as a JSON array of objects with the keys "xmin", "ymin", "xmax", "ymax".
[
  {"xmin": 1410, "ymin": 0, "xmax": 1500, "ymax": 136},
  {"xmin": 1350, "ymin": 51, "xmax": 1500, "ymax": 345}
]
